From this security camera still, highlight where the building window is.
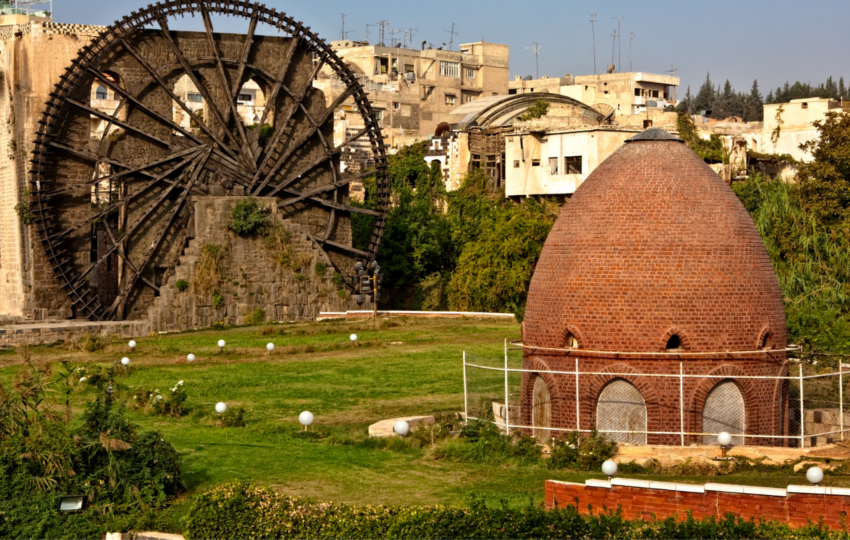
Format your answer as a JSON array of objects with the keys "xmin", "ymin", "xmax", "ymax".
[
  {"xmin": 531, "ymin": 159, "xmax": 540, "ymax": 167},
  {"xmin": 802, "ymin": 102, "xmax": 808, "ymax": 109},
  {"xmin": 237, "ymin": 93, "xmax": 253, "ymax": 104},
  {"xmin": 651, "ymin": 90, "xmax": 659, "ymax": 98},
  {"xmin": 564, "ymin": 156, "xmax": 582, "ymax": 174},
  {"xmin": 95, "ymin": 86, "xmax": 108, "ymax": 100},
  {"xmin": 393, "ymin": 102, "xmax": 401, "ymax": 110},
  {"xmin": 666, "ymin": 334, "xmax": 682, "ymax": 350},
  {"xmin": 373, "ymin": 109, "xmax": 385, "ymax": 121},
  {"xmin": 597, "ymin": 380, "xmax": 647, "ymax": 445},
  {"xmin": 445, "ymin": 94, "xmax": 456, "ymax": 106},
  {"xmin": 565, "ymin": 332, "xmax": 579, "ymax": 348},
  {"xmin": 465, "ymin": 68, "xmax": 476, "ymax": 80},
  {"xmin": 509, "ymin": 88, "xmax": 517, "ymax": 95},
  {"xmin": 514, "ymin": 160, "xmax": 520, "ymax": 168},
  {"xmin": 188, "ymin": 93, "xmax": 203, "ymax": 103},
  {"xmin": 634, "ymin": 88, "xmax": 641, "ymax": 97},
  {"xmin": 760, "ymin": 332, "xmax": 773, "ymax": 350},
  {"xmin": 405, "ymin": 64, "xmax": 414, "ymax": 74},
  {"xmin": 465, "ymin": 94, "xmax": 475, "ymax": 103},
  {"xmin": 702, "ymin": 382, "xmax": 745, "ymax": 446},
  {"xmin": 312, "ymin": 52, "xmax": 320, "ymax": 69},
  {"xmin": 584, "ymin": 85, "xmax": 589, "ymax": 90},
  {"xmin": 549, "ymin": 157, "xmax": 558, "ymax": 175},
  {"xmin": 439, "ymin": 61, "xmax": 460, "ymax": 78}
]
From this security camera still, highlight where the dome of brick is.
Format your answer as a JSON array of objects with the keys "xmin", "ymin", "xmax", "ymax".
[{"xmin": 523, "ymin": 134, "xmax": 786, "ymax": 353}]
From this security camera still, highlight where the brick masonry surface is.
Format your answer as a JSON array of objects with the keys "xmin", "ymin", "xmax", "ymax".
[
  {"xmin": 546, "ymin": 479, "xmax": 850, "ymax": 530},
  {"xmin": 522, "ymin": 138, "xmax": 788, "ymax": 444}
]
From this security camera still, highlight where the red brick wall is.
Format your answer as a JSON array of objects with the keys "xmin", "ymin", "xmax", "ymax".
[{"xmin": 546, "ymin": 479, "xmax": 850, "ymax": 529}]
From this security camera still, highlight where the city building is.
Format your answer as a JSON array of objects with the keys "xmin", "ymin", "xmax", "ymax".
[{"xmin": 521, "ymin": 128, "xmax": 788, "ymax": 446}]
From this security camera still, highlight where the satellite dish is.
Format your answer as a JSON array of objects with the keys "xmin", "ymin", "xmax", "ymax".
[
  {"xmin": 435, "ymin": 122, "xmax": 451, "ymax": 137},
  {"xmin": 523, "ymin": 75, "xmax": 533, "ymax": 81},
  {"xmin": 581, "ymin": 103, "xmax": 616, "ymax": 126},
  {"xmin": 675, "ymin": 102, "xmax": 688, "ymax": 113},
  {"xmin": 606, "ymin": 64, "xmax": 616, "ymax": 74},
  {"xmin": 664, "ymin": 105, "xmax": 675, "ymax": 112}
]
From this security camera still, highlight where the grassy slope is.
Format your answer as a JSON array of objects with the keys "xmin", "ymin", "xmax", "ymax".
[{"xmin": 0, "ymin": 317, "xmax": 842, "ymax": 514}]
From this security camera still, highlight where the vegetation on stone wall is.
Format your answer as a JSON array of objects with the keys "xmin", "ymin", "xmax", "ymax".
[
  {"xmin": 519, "ymin": 99, "xmax": 550, "ymax": 121},
  {"xmin": 14, "ymin": 188, "xmax": 33, "ymax": 225},
  {"xmin": 193, "ymin": 243, "xmax": 228, "ymax": 296},
  {"xmin": 227, "ymin": 197, "xmax": 270, "ymax": 235}
]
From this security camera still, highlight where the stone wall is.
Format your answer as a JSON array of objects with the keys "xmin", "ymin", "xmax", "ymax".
[
  {"xmin": 147, "ymin": 197, "xmax": 354, "ymax": 332},
  {"xmin": 0, "ymin": 319, "xmax": 148, "ymax": 347},
  {"xmin": 546, "ymin": 478, "xmax": 850, "ymax": 530}
]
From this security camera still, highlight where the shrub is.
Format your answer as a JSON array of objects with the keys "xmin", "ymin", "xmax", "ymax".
[
  {"xmin": 519, "ymin": 99, "xmax": 549, "ymax": 121},
  {"xmin": 262, "ymin": 224, "xmax": 311, "ymax": 271},
  {"xmin": 227, "ymin": 198, "xmax": 270, "ymax": 235},
  {"xmin": 218, "ymin": 406, "xmax": 246, "ymax": 427},
  {"xmin": 337, "ymin": 289, "xmax": 348, "ymax": 300},
  {"xmin": 332, "ymin": 271, "xmax": 344, "ymax": 288},
  {"xmin": 315, "ymin": 262, "xmax": 327, "ymax": 277},
  {"xmin": 175, "ymin": 279, "xmax": 189, "ymax": 291},
  {"xmin": 212, "ymin": 290, "xmax": 225, "ymax": 309},
  {"xmin": 247, "ymin": 307, "xmax": 266, "ymax": 326},
  {"xmin": 194, "ymin": 244, "xmax": 227, "ymax": 296},
  {"xmin": 429, "ymin": 420, "xmax": 541, "ymax": 464},
  {"xmin": 547, "ymin": 429, "xmax": 618, "ymax": 470},
  {"xmin": 14, "ymin": 188, "xmax": 33, "ymax": 225},
  {"xmin": 73, "ymin": 333, "xmax": 110, "ymax": 352},
  {"xmin": 212, "ymin": 320, "xmax": 226, "ymax": 330},
  {"xmin": 129, "ymin": 380, "xmax": 188, "ymax": 418}
]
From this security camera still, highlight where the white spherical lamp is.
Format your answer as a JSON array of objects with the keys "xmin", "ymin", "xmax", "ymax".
[
  {"xmin": 717, "ymin": 431, "xmax": 733, "ymax": 447},
  {"xmin": 266, "ymin": 343, "xmax": 275, "ymax": 352},
  {"xmin": 350, "ymin": 334, "xmax": 357, "ymax": 342},
  {"xmin": 807, "ymin": 466, "xmax": 825, "ymax": 486},
  {"xmin": 602, "ymin": 459, "xmax": 618, "ymax": 479},
  {"xmin": 393, "ymin": 420, "xmax": 410, "ymax": 436},
  {"xmin": 128, "ymin": 340, "xmax": 137, "ymax": 350},
  {"xmin": 121, "ymin": 357, "xmax": 130, "ymax": 366},
  {"xmin": 187, "ymin": 353, "xmax": 196, "ymax": 362},
  {"xmin": 299, "ymin": 411, "xmax": 314, "ymax": 429},
  {"xmin": 217, "ymin": 339, "xmax": 225, "ymax": 352},
  {"xmin": 215, "ymin": 402, "xmax": 227, "ymax": 414}
]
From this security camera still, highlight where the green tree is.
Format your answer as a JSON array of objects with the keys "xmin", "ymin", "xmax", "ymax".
[
  {"xmin": 797, "ymin": 112, "xmax": 850, "ymax": 225},
  {"xmin": 519, "ymin": 99, "xmax": 549, "ymax": 121}
]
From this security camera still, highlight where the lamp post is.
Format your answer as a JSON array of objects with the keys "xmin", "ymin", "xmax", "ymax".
[
  {"xmin": 299, "ymin": 411, "xmax": 314, "ymax": 431},
  {"xmin": 128, "ymin": 340, "xmax": 136, "ymax": 352},
  {"xmin": 807, "ymin": 466, "xmax": 824, "ymax": 486},
  {"xmin": 187, "ymin": 353, "xmax": 196, "ymax": 362},
  {"xmin": 266, "ymin": 343, "xmax": 275, "ymax": 355},
  {"xmin": 121, "ymin": 357, "xmax": 130, "ymax": 366},
  {"xmin": 215, "ymin": 402, "xmax": 227, "ymax": 414},
  {"xmin": 217, "ymin": 339, "xmax": 226, "ymax": 352},
  {"xmin": 602, "ymin": 459, "xmax": 618, "ymax": 481},
  {"xmin": 714, "ymin": 431, "xmax": 733, "ymax": 461},
  {"xmin": 394, "ymin": 420, "xmax": 410, "ymax": 436}
]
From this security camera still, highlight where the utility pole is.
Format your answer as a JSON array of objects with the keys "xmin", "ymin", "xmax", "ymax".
[
  {"xmin": 443, "ymin": 22, "xmax": 457, "ymax": 51},
  {"xmin": 629, "ymin": 32, "xmax": 636, "ymax": 72},
  {"xmin": 610, "ymin": 30, "xmax": 617, "ymax": 70},
  {"xmin": 589, "ymin": 13, "xmax": 597, "ymax": 75},
  {"xmin": 611, "ymin": 16, "xmax": 624, "ymax": 72},
  {"xmin": 376, "ymin": 20, "xmax": 388, "ymax": 46},
  {"xmin": 340, "ymin": 13, "xmax": 346, "ymax": 41},
  {"xmin": 526, "ymin": 42, "xmax": 542, "ymax": 79},
  {"xmin": 365, "ymin": 23, "xmax": 373, "ymax": 44},
  {"xmin": 668, "ymin": 65, "xmax": 678, "ymax": 102}
]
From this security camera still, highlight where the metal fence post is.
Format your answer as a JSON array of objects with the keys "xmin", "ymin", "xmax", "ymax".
[
  {"xmin": 504, "ymin": 339, "xmax": 510, "ymax": 435},
  {"xmin": 575, "ymin": 357, "xmax": 581, "ymax": 432},
  {"xmin": 679, "ymin": 362, "xmax": 685, "ymax": 446},
  {"xmin": 463, "ymin": 351, "xmax": 468, "ymax": 424},
  {"xmin": 800, "ymin": 359, "xmax": 806, "ymax": 448},
  {"xmin": 838, "ymin": 357, "xmax": 844, "ymax": 441}
]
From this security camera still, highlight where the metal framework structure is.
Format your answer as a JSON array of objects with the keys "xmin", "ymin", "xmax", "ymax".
[
  {"xmin": 461, "ymin": 342, "xmax": 850, "ymax": 449},
  {"xmin": 29, "ymin": 0, "xmax": 390, "ymax": 321}
]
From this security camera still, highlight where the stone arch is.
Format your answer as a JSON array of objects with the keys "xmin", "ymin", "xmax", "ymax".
[
  {"xmin": 596, "ymin": 379, "xmax": 648, "ymax": 445},
  {"xmin": 522, "ymin": 356, "xmax": 567, "ymax": 437},
  {"xmin": 701, "ymin": 380, "xmax": 746, "ymax": 445},
  {"xmin": 531, "ymin": 375, "xmax": 552, "ymax": 442},
  {"xmin": 586, "ymin": 363, "xmax": 661, "ymax": 444},
  {"xmin": 756, "ymin": 326, "xmax": 773, "ymax": 350},
  {"xmin": 659, "ymin": 327, "xmax": 692, "ymax": 351},
  {"xmin": 561, "ymin": 324, "xmax": 586, "ymax": 349}
]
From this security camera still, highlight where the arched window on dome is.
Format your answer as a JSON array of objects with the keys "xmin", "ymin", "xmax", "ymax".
[
  {"xmin": 702, "ymin": 381, "xmax": 745, "ymax": 445},
  {"xmin": 596, "ymin": 379, "xmax": 647, "ymax": 445},
  {"xmin": 666, "ymin": 334, "xmax": 682, "ymax": 351},
  {"xmin": 760, "ymin": 332, "xmax": 773, "ymax": 350},
  {"xmin": 95, "ymin": 85, "xmax": 108, "ymax": 100},
  {"xmin": 565, "ymin": 332, "xmax": 579, "ymax": 349}
]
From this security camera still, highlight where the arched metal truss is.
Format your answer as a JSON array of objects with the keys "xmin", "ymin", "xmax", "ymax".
[{"xmin": 29, "ymin": 0, "xmax": 390, "ymax": 321}]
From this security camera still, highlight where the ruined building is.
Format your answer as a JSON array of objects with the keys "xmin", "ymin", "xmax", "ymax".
[
  {"xmin": 521, "ymin": 129, "xmax": 788, "ymax": 446},
  {"xmin": 0, "ymin": 3, "xmax": 389, "ymax": 336}
]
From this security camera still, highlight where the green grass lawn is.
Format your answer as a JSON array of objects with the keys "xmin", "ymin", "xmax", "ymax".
[{"xmin": 1, "ymin": 316, "xmax": 845, "ymax": 515}]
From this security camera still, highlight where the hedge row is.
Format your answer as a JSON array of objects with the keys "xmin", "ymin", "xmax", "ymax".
[{"xmin": 185, "ymin": 482, "xmax": 850, "ymax": 539}]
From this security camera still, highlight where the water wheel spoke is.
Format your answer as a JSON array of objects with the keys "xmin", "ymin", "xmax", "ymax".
[
  {"xmin": 230, "ymin": 13, "xmax": 258, "ymax": 101},
  {"xmin": 156, "ymin": 15, "xmax": 251, "ymax": 167},
  {"xmin": 85, "ymin": 66, "xmax": 204, "ymax": 145},
  {"xmin": 336, "ymin": 125, "xmax": 372, "ymax": 150},
  {"xmin": 100, "ymin": 220, "xmax": 160, "ymax": 294},
  {"xmin": 104, "ymin": 148, "xmax": 211, "ymax": 318},
  {"xmin": 252, "ymin": 85, "xmax": 354, "ymax": 195},
  {"xmin": 265, "ymin": 149, "xmax": 340, "ymax": 198},
  {"xmin": 249, "ymin": 58, "xmax": 328, "ymax": 191},
  {"xmin": 117, "ymin": 36, "xmax": 241, "ymax": 163},
  {"xmin": 245, "ymin": 37, "xmax": 299, "ymax": 148},
  {"xmin": 73, "ymin": 98, "xmax": 171, "ymax": 146},
  {"xmin": 198, "ymin": 5, "xmax": 253, "ymax": 165}
]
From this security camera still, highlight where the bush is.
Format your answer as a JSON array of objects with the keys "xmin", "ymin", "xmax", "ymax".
[
  {"xmin": 129, "ymin": 380, "xmax": 188, "ymax": 418},
  {"xmin": 247, "ymin": 307, "xmax": 266, "ymax": 326},
  {"xmin": 218, "ymin": 406, "xmax": 246, "ymax": 427},
  {"xmin": 212, "ymin": 290, "xmax": 225, "ymax": 310},
  {"xmin": 262, "ymin": 224, "xmax": 311, "ymax": 271},
  {"xmin": 194, "ymin": 244, "xmax": 227, "ymax": 296},
  {"xmin": 429, "ymin": 420, "xmax": 541, "ymax": 465},
  {"xmin": 185, "ymin": 482, "xmax": 837, "ymax": 540},
  {"xmin": 315, "ymin": 262, "xmax": 327, "ymax": 277},
  {"xmin": 548, "ymin": 429, "xmax": 618, "ymax": 470},
  {"xmin": 175, "ymin": 279, "xmax": 189, "ymax": 291},
  {"xmin": 227, "ymin": 198, "xmax": 270, "ymax": 235}
]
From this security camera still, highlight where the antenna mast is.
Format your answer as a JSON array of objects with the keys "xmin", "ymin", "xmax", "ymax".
[
  {"xmin": 443, "ymin": 22, "xmax": 457, "ymax": 51},
  {"xmin": 526, "ymin": 42, "xmax": 542, "ymax": 79},
  {"xmin": 588, "ymin": 13, "xmax": 597, "ymax": 75},
  {"xmin": 629, "ymin": 32, "xmax": 636, "ymax": 72},
  {"xmin": 611, "ymin": 16, "xmax": 624, "ymax": 72},
  {"xmin": 340, "ymin": 13, "xmax": 346, "ymax": 40},
  {"xmin": 376, "ymin": 20, "xmax": 388, "ymax": 46},
  {"xmin": 610, "ymin": 30, "xmax": 617, "ymax": 70}
]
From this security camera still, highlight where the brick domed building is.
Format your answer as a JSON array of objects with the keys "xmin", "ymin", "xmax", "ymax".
[{"xmin": 521, "ymin": 128, "xmax": 788, "ymax": 446}]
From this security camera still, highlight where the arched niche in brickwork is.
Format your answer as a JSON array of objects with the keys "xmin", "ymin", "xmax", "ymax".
[
  {"xmin": 756, "ymin": 326, "xmax": 773, "ymax": 350},
  {"xmin": 689, "ymin": 364, "xmax": 760, "ymax": 445},
  {"xmin": 532, "ymin": 375, "xmax": 552, "ymax": 442},
  {"xmin": 596, "ymin": 379, "xmax": 647, "ymax": 445},
  {"xmin": 660, "ymin": 327, "xmax": 691, "ymax": 351},
  {"xmin": 702, "ymin": 380, "xmax": 746, "ymax": 445},
  {"xmin": 562, "ymin": 324, "xmax": 585, "ymax": 349}
]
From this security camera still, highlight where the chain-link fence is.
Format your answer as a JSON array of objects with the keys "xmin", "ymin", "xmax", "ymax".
[{"xmin": 463, "ymin": 342, "xmax": 850, "ymax": 448}]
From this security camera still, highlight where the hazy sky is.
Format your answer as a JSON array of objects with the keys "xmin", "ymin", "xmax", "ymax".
[{"xmin": 53, "ymin": 0, "xmax": 849, "ymax": 96}]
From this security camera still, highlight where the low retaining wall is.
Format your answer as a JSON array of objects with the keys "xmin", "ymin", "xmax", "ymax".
[
  {"xmin": 546, "ymin": 478, "xmax": 850, "ymax": 529},
  {"xmin": 0, "ymin": 320, "xmax": 149, "ymax": 348},
  {"xmin": 318, "ymin": 310, "xmax": 516, "ymax": 320}
]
